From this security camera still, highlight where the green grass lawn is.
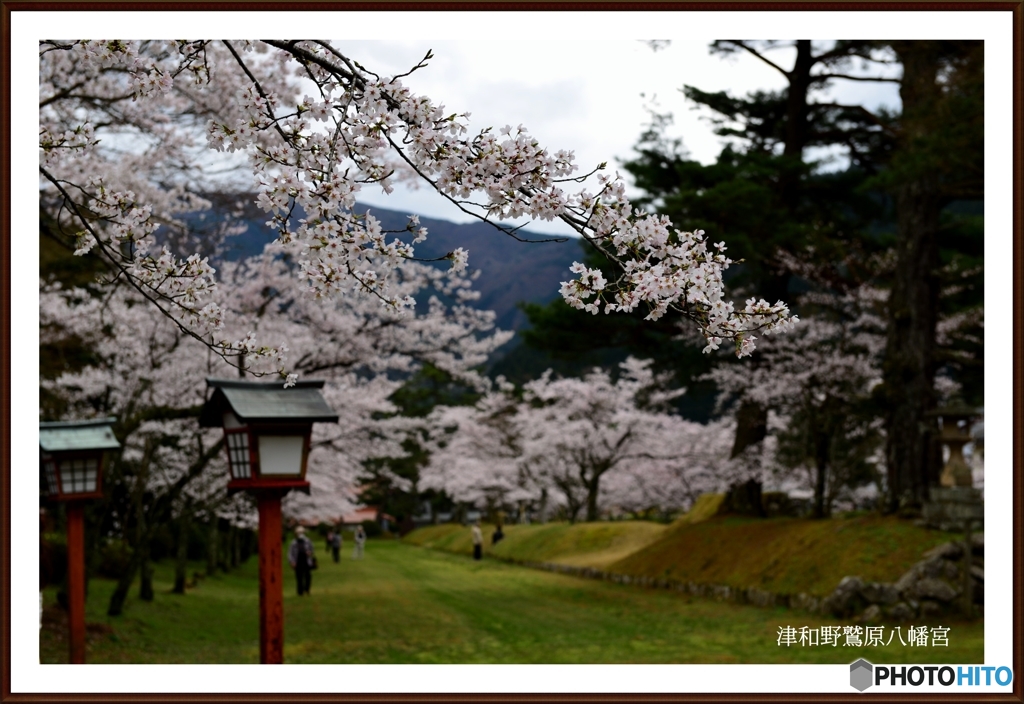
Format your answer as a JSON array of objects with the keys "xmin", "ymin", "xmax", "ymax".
[{"xmin": 40, "ymin": 540, "xmax": 982, "ymax": 665}]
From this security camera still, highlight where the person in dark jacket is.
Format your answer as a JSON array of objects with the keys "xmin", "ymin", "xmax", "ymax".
[
  {"xmin": 328, "ymin": 529, "xmax": 342, "ymax": 563},
  {"xmin": 288, "ymin": 526, "xmax": 315, "ymax": 596}
]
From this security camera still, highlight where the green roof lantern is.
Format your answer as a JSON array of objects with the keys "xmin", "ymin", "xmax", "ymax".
[
  {"xmin": 39, "ymin": 418, "xmax": 120, "ymax": 500},
  {"xmin": 200, "ymin": 378, "xmax": 338, "ymax": 494}
]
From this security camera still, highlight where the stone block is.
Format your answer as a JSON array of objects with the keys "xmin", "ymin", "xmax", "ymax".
[
  {"xmin": 943, "ymin": 561, "xmax": 960, "ymax": 580},
  {"xmin": 971, "ymin": 533, "xmax": 984, "ymax": 555},
  {"xmin": 859, "ymin": 604, "xmax": 882, "ymax": 625},
  {"xmin": 822, "ymin": 576, "xmax": 866, "ymax": 617},
  {"xmin": 887, "ymin": 602, "xmax": 915, "ymax": 621},
  {"xmin": 860, "ymin": 581, "xmax": 900, "ymax": 606},
  {"xmin": 930, "ymin": 487, "xmax": 983, "ymax": 503},
  {"xmin": 923, "ymin": 542, "xmax": 962, "ymax": 560},
  {"xmin": 894, "ymin": 567, "xmax": 920, "ymax": 595},
  {"xmin": 921, "ymin": 557, "xmax": 948, "ymax": 578},
  {"xmin": 915, "ymin": 577, "xmax": 959, "ymax": 602}
]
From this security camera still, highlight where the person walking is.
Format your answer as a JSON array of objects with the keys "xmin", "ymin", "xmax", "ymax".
[
  {"xmin": 288, "ymin": 526, "xmax": 315, "ymax": 596},
  {"xmin": 352, "ymin": 525, "xmax": 366, "ymax": 560},
  {"xmin": 329, "ymin": 529, "xmax": 342, "ymax": 563},
  {"xmin": 471, "ymin": 520, "xmax": 483, "ymax": 561}
]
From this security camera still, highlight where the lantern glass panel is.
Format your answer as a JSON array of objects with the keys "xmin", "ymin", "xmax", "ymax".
[
  {"xmin": 257, "ymin": 435, "xmax": 304, "ymax": 476},
  {"xmin": 43, "ymin": 459, "xmax": 59, "ymax": 496},
  {"xmin": 59, "ymin": 457, "xmax": 98, "ymax": 494},
  {"xmin": 225, "ymin": 430, "xmax": 251, "ymax": 479}
]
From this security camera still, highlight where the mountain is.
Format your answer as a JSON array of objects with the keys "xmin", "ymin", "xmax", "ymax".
[{"xmin": 197, "ymin": 195, "xmax": 585, "ymax": 333}]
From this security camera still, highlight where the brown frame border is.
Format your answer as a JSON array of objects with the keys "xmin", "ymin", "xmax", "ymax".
[{"xmin": 3, "ymin": 5, "xmax": 1021, "ymax": 703}]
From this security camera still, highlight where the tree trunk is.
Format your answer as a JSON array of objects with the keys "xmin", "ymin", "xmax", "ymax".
[
  {"xmin": 172, "ymin": 508, "xmax": 190, "ymax": 594},
  {"xmin": 882, "ymin": 42, "xmax": 944, "ymax": 514},
  {"xmin": 230, "ymin": 525, "xmax": 240, "ymax": 569},
  {"xmin": 139, "ymin": 554, "xmax": 154, "ymax": 601},
  {"xmin": 584, "ymin": 471, "xmax": 604, "ymax": 522},
  {"xmin": 779, "ymin": 39, "xmax": 814, "ymax": 208},
  {"xmin": 218, "ymin": 526, "xmax": 230, "ymax": 573},
  {"xmin": 730, "ymin": 401, "xmax": 768, "ymax": 459},
  {"xmin": 812, "ymin": 432, "xmax": 831, "ymax": 519},
  {"xmin": 725, "ymin": 479, "xmax": 766, "ymax": 517},
  {"xmin": 558, "ymin": 480, "xmax": 583, "ymax": 524},
  {"xmin": 585, "ymin": 489, "xmax": 599, "ymax": 523},
  {"xmin": 725, "ymin": 40, "xmax": 812, "ymax": 481},
  {"xmin": 728, "ymin": 400, "xmax": 769, "ymax": 509},
  {"xmin": 110, "ymin": 441, "xmax": 152, "ymax": 615},
  {"xmin": 206, "ymin": 518, "xmax": 218, "ymax": 577},
  {"xmin": 107, "ymin": 554, "xmax": 140, "ymax": 616}
]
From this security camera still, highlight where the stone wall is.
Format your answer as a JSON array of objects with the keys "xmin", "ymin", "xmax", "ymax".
[
  {"xmin": 921, "ymin": 487, "xmax": 984, "ymax": 532},
  {"xmin": 820, "ymin": 534, "xmax": 983, "ymax": 623}
]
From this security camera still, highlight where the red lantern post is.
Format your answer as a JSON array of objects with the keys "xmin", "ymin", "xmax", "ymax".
[
  {"xmin": 200, "ymin": 379, "xmax": 337, "ymax": 664},
  {"xmin": 40, "ymin": 418, "xmax": 119, "ymax": 664},
  {"xmin": 256, "ymin": 491, "xmax": 285, "ymax": 663}
]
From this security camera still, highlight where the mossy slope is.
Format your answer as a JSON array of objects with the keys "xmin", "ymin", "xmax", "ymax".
[
  {"xmin": 403, "ymin": 520, "xmax": 667, "ymax": 569},
  {"xmin": 610, "ymin": 514, "xmax": 963, "ymax": 596},
  {"xmin": 407, "ymin": 514, "xmax": 963, "ymax": 598}
]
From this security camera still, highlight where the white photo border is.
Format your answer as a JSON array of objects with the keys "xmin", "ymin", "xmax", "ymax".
[{"xmin": 8, "ymin": 6, "xmax": 1017, "ymax": 697}]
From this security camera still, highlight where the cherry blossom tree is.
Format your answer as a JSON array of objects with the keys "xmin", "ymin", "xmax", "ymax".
[
  {"xmin": 40, "ymin": 227, "xmax": 512, "ymax": 609},
  {"xmin": 40, "ymin": 280, "xmax": 232, "ymax": 613},
  {"xmin": 705, "ymin": 285, "xmax": 888, "ymax": 517},
  {"xmin": 422, "ymin": 358, "xmax": 740, "ymax": 522},
  {"xmin": 420, "ymin": 383, "xmax": 532, "ymax": 518},
  {"xmin": 39, "ymin": 39, "xmax": 797, "ymax": 383},
  {"xmin": 517, "ymin": 359, "xmax": 687, "ymax": 522},
  {"xmin": 210, "ymin": 249, "xmax": 511, "ymax": 523},
  {"xmin": 601, "ymin": 415, "xmax": 736, "ymax": 518}
]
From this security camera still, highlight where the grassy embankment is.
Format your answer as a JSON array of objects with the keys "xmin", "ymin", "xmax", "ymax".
[
  {"xmin": 405, "ymin": 498, "xmax": 967, "ymax": 597},
  {"xmin": 40, "ymin": 540, "xmax": 983, "ymax": 664}
]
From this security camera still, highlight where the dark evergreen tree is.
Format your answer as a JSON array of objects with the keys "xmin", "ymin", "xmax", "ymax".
[
  {"xmin": 520, "ymin": 41, "xmax": 891, "ymax": 457},
  {"xmin": 517, "ymin": 41, "xmax": 982, "ymax": 515},
  {"xmin": 874, "ymin": 41, "xmax": 984, "ymax": 512}
]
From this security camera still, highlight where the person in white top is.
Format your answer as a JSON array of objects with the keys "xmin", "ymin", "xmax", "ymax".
[
  {"xmin": 352, "ymin": 525, "xmax": 366, "ymax": 560},
  {"xmin": 471, "ymin": 520, "xmax": 483, "ymax": 561}
]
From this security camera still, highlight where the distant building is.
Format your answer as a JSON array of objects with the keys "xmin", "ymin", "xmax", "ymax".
[{"xmin": 340, "ymin": 507, "xmax": 394, "ymax": 530}]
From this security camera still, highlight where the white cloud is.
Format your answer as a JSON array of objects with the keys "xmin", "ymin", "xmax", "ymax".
[{"xmin": 342, "ymin": 39, "xmax": 898, "ymax": 235}]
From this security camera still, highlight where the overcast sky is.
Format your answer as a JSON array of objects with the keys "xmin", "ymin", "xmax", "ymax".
[{"xmin": 335, "ymin": 40, "xmax": 901, "ymax": 236}]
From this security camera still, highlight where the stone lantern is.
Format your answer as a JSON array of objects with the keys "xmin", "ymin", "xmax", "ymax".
[{"xmin": 935, "ymin": 404, "xmax": 979, "ymax": 488}]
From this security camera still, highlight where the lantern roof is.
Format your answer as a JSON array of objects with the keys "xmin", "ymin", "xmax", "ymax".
[
  {"xmin": 199, "ymin": 378, "xmax": 339, "ymax": 427},
  {"xmin": 39, "ymin": 418, "xmax": 120, "ymax": 453}
]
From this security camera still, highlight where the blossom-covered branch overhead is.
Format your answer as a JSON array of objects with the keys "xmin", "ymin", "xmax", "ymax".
[{"xmin": 40, "ymin": 39, "xmax": 797, "ymax": 381}]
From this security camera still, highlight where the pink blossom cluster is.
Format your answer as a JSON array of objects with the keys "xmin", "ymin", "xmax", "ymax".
[
  {"xmin": 41, "ymin": 237, "xmax": 512, "ymax": 525},
  {"xmin": 40, "ymin": 40, "xmax": 796, "ymax": 377},
  {"xmin": 422, "ymin": 359, "xmax": 739, "ymax": 519}
]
